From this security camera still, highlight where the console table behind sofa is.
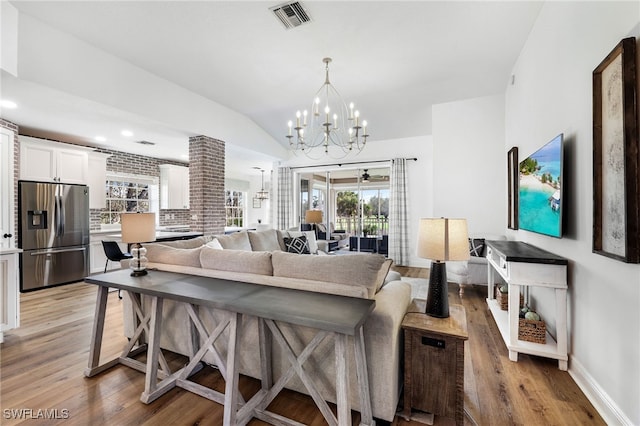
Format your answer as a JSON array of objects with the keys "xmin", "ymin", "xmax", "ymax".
[{"xmin": 85, "ymin": 269, "xmax": 376, "ymax": 425}]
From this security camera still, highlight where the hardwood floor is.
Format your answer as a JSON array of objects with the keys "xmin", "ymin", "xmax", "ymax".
[{"xmin": 0, "ymin": 269, "xmax": 604, "ymax": 425}]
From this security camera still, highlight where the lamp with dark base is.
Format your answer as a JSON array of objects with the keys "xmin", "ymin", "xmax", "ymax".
[
  {"xmin": 417, "ymin": 218, "xmax": 469, "ymax": 318},
  {"xmin": 121, "ymin": 212, "xmax": 156, "ymax": 277},
  {"xmin": 425, "ymin": 260, "xmax": 449, "ymax": 318}
]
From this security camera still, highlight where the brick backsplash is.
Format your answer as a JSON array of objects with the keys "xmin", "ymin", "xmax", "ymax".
[{"xmin": 89, "ymin": 147, "xmax": 192, "ymax": 230}]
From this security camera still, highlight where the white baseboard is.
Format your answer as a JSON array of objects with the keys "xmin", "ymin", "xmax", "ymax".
[{"xmin": 569, "ymin": 357, "xmax": 633, "ymax": 425}]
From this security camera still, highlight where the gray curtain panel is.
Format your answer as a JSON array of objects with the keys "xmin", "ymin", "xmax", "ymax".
[
  {"xmin": 277, "ymin": 166, "xmax": 293, "ymax": 230},
  {"xmin": 389, "ymin": 158, "xmax": 408, "ymax": 265}
]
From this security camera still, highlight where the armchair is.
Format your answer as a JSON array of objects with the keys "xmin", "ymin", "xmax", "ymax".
[
  {"xmin": 316, "ymin": 222, "xmax": 350, "ymax": 249},
  {"xmin": 446, "ymin": 234, "xmax": 506, "ymax": 295}
]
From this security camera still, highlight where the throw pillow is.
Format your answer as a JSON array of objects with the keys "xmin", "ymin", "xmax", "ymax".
[
  {"xmin": 288, "ymin": 230, "xmax": 318, "ymax": 254},
  {"xmin": 215, "ymin": 231, "xmax": 252, "ymax": 250},
  {"xmin": 284, "ymin": 236, "xmax": 310, "ymax": 254},
  {"xmin": 206, "ymin": 238, "xmax": 223, "ymax": 250},
  {"xmin": 375, "ymin": 258, "xmax": 394, "ymax": 293},
  {"xmin": 248, "ymin": 229, "xmax": 281, "ymax": 251},
  {"xmin": 469, "ymin": 238, "xmax": 486, "ymax": 257}
]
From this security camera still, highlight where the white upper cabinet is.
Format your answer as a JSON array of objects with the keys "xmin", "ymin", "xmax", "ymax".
[
  {"xmin": 19, "ymin": 136, "xmax": 89, "ymax": 184},
  {"xmin": 87, "ymin": 152, "xmax": 110, "ymax": 209},
  {"xmin": 1, "ymin": 128, "xmax": 15, "ymax": 249},
  {"xmin": 159, "ymin": 164, "xmax": 189, "ymax": 209}
]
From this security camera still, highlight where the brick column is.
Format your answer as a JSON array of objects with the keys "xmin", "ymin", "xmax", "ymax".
[{"xmin": 189, "ymin": 136, "xmax": 225, "ymax": 236}]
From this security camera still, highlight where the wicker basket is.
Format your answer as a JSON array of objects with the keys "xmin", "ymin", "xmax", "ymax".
[
  {"xmin": 518, "ymin": 317, "xmax": 546, "ymax": 343},
  {"xmin": 495, "ymin": 286, "xmax": 524, "ymax": 311}
]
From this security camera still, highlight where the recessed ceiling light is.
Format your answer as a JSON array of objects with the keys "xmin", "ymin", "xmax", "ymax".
[
  {"xmin": 121, "ymin": 130, "xmax": 133, "ymax": 137},
  {"xmin": 95, "ymin": 136, "xmax": 106, "ymax": 142},
  {"xmin": 0, "ymin": 100, "xmax": 17, "ymax": 109}
]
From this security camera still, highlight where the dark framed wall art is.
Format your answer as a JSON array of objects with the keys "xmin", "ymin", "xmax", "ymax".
[
  {"xmin": 507, "ymin": 147, "xmax": 519, "ymax": 230},
  {"xmin": 592, "ymin": 37, "xmax": 639, "ymax": 263}
]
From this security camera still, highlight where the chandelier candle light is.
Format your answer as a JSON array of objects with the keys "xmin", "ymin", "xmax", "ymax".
[{"xmin": 287, "ymin": 58, "xmax": 369, "ymax": 158}]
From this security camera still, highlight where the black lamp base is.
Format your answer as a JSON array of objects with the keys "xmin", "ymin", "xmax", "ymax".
[
  {"xmin": 426, "ymin": 261, "xmax": 449, "ymax": 318},
  {"xmin": 130, "ymin": 269, "xmax": 148, "ymax": 277}
]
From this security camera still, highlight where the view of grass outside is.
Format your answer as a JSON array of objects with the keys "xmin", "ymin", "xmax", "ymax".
[{"xmin": 335, "ymin": 189, "xmax": 389, "ymax": 236}]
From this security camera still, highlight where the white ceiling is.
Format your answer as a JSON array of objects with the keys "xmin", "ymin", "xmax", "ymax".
[{"xmin": 1, "ymin": 1, "xmax": 543, "ymax": 177}]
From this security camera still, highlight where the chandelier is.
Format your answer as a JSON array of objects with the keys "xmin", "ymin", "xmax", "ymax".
[
  {"xmin": 255, "ymin": 169, "xmax": 269, "ymax": 200},
  {"xmin": 287, "ymin": 57, "xmax": 369, "ymax": 158}
]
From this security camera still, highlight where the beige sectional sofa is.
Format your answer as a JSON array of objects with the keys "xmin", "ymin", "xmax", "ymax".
[{"xmin": 122, "ymin": 229, "xmax": 411, "ymax": 422}]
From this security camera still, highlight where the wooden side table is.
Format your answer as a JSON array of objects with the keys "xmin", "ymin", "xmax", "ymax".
[{"xmin": 401, "ymin": 304, "xmax": 468, "ymax": 425}]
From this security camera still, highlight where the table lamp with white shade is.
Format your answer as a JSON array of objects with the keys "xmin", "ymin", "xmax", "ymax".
[
  {"xmin": 305, "ymin": 210, "xmax": 323, "ymax": 237},
  {"xmin": 121, "ymin": 212, "xmax": 156, "ymax": 276},
  {"xmin": 417, "ymin": 218, "xmax": 469, "ymax": 318}
]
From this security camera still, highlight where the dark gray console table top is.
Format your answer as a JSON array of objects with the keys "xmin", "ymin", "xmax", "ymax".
[
  {"xmin": 486, "ymin": 240, "xmax": 568, "ymax": 265},
  {"xmin": 85, "ymin": 268, "xmax": 376, "ymax": 425},
  {"xmin": 85, "ymin": 269, "xmax": 374, "ymax": 336}
]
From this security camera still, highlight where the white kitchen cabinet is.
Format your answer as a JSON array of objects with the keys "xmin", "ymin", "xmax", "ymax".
[
  {"xmin": 0, "ymin": 250, "xmax": 20, "ymax": 343},
  {"xmin": 0, "ymin": 128, "xmax": 16, "ymax": 250},
  {"xmin": 88, "ymin": 152, "xmax": 110, "ymax": 209},
  {"xmin": 19, "ymin": 136, "xmax": 89, "ymax": 184},
  {"xmin": 159, "ymin": 164, "xmax": 189, "ymax": 209}
]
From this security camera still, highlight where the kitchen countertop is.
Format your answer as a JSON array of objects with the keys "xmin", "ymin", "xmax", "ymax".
[{"xmin": 102, "ymin": 231, "xmax": 204, "ymax": 241}]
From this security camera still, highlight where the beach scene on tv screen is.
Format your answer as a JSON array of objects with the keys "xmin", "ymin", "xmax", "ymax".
[{"xmin": 519, "ymin": 135, "xmax": 562, "ymax": 237}]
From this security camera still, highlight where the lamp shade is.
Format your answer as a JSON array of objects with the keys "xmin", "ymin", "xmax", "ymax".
[
  {"xmin": 305, "ymin": 210, "xmax": 323, "ymax": 224},
  {"xmin": 121, "ymin": 213, "xmax": 156, "ymax": 244},
  {"xmin": 417, "ymin": 218, "xmax": 469, "ymax": 262}
]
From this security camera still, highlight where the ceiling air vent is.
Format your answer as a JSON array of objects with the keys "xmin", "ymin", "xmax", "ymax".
[
  {"xmin": 270, "ymin": 2, "xmax": 311, "ymax": 30},
  {"xmin": 136, "ymin": 140, "xmax": 155, "ymax": 146}
]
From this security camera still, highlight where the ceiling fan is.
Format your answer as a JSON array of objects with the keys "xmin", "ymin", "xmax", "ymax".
[{"xmin": 360, "ymin": 169, "xmax": 388, "ymax": 183}]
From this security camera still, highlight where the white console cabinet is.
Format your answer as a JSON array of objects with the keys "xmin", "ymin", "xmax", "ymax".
[
  {"xmin": 20, "ymin": 136, "xmax": 89, "ymax": 184},
  {"xmin": 0, "ymin": 249, "xmax": 20, "ymax": 343},
  {"xmin": 159, "ymin": 164, "xmax": 189, "ymax": 209},
  {"xmin": 485, "ymin": 240, "xmax": 568, "ymax": 370}
]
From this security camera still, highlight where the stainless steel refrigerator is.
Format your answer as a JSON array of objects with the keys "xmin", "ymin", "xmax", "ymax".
[{"xmin": 18, "ymin": 181, "xmax": 90, "ymax": 292}]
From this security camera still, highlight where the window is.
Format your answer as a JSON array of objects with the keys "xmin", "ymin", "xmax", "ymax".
[
  {"xmin": 101, "ymin": 174, "xmax": 159, "ymax": 225},
  {"xmin": 225, "ymin": 190, "xmax": 245, "ymax": 227}
]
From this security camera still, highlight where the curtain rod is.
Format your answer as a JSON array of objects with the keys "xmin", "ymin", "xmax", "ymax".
[{"xmin": 289, "ymin": 157, "xmax": 417, "ymax": 170}]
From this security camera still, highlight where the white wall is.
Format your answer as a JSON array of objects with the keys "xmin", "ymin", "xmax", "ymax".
[
  {"xmin": 505, "ymin": 2, "xmax": 639, "ymax": 424},
  {"xmin": 432, "ymin": 94, "xmax": 506, "ymax": 235}
]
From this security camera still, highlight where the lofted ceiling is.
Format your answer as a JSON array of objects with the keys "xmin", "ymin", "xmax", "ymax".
[{"xmin": 1, "ymin": 1, "xmax": 543, "ymax": 177}]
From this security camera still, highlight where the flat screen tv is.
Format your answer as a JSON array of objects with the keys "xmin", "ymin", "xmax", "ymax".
[{"xmin": 518, "ymin": 133, "xmax": 563, "ymax": 238}]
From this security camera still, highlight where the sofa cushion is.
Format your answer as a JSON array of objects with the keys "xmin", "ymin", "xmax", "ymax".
[
  {"xmin": 469, "ymin": 238, "xmax": 486, "ymax": 257},
  {"xmin": 271, "ymin": 251, "xmax": 386, "ymax": 298},
  {"xmin": 215, "ymin": 231, "xmax": 252, "ymax": 250},
  {"xmin": 206, "ymin": 238, "xmax": 223, "ymax": 250},
  {"xmin": 144, "ymin": 244, "xmax": 203, "ymax": 268},
  {"xmin": 248, "ymin": 229, "xmax": 281, "ymax": 252},
  {"xmin": 200, "ymin": 246, "xmax": 273, "ymax": 275},
  {"xmin": 283, "ymin": 236, "xmax": 310, "ymax": 254}
]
